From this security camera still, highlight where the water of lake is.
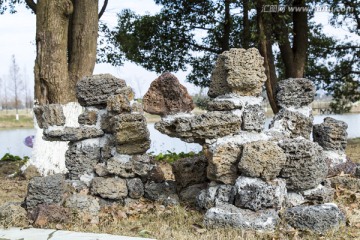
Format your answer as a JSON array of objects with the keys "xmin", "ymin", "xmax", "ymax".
[{"xmin": 1, "ymin": 113, "xmax": 360, "ymax": 158}]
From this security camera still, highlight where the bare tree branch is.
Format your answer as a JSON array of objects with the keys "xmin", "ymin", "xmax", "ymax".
[
  {"xmin": 24, "ymin": 0, "xmax": 36, "ymax": 14},
  {"xmin": 98, "ymin": 0, "xmax": 108, "ymax": 20}
]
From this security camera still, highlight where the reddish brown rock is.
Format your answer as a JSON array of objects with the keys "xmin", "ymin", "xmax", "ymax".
[
  {"xmin": 31, "ymin": 204, "xmax": 70, "ymax": 227},
  {"xmin": 143, "ymin": 72, "xmax": 194, "ymax": 116}
]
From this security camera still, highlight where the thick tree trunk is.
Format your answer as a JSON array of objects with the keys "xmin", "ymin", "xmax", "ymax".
[
  {"xmin": 68, "ymin": 0, "xmax": 99, "ymax": 97},
  {"xmin": 34, "ymin": 0, "xmax": 74, "ymax": 104},
  {"xmin": 256, "ymin": 1, "xmax": 279, "ymax": 113}
]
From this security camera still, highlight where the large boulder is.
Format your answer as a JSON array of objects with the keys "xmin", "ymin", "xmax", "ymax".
[
  {"xmin": 33, "ymin": 104, "xmax": 66, "ymax": 129},
  {"xmin": 208, "ymin": 48, "xmax": 266, "ymax": 97},
  {"xmin": 279, "ymin": 138, "xmax": 328, "ymax": 191},
  {"xmin": 275, "ymin": 78, "xmax": 315, "ymax": 108},
  {"xmin": 90, "ymin": 177, "xmax": 128, "ymax": 200},
  {"xmin": 204, "ymin": 203, "xmax": 279, "ymax": 231},
  {"xmin": 232, "ymin": 176, "xmax": 286, "ymax": 211},
  {"xmin": 313, "ymin": 117, "xmax": 348, "ymax": 151},
  {"xmin": 269, "ymin": 109, "xmax": 313, "ymax": 139},
  {"xmin": 238, "ymin": 140, "xmax": 286, "ymax": 181},
  {"xmin": 143, "ymin": 72, "xmax": 194, "ymax": 116},
  {"xmin": 283, "ymin": 204, "xmax": 345, "ymax": 234},
  {"xmin": 155, "ymin": 111, "xmax": 242, "ymax": 144},
  {"xmin": 171, "ymin": 155, "xmax": 208, "ymax": 190},
  {"xmin": 25, "ymin": 174, "xmax": 66, "ymax": 211},
  {"xmin": 65, "ymin": 141, "xmax": 101, "ymax": 180},
  {"xmin": 43, "ymin": 127, "xmax": 104, "ymax": 141},
  {"xmin": 76, "ymin": 74, "xmax": 127, "ymax": 108}
]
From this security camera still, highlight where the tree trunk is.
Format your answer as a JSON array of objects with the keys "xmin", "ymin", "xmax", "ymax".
[
  {"xmin": 68, "ymin": 0, "xmax": 98, "ymax": 97},
  {"xmin": 34, "ymin": 0, "xmax": 74, "ymax": 105},
  {"xmin": 256, "ymin": 0, "xmax": 279, "ymax": 113},
  {"xmin": 242, "ymin": 0, "xmax": 250, "ymax": 49}
]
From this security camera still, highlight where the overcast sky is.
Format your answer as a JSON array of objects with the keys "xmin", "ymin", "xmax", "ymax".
[{"xmin": 0, "ymin": 1, "xmax": 359, "ymax": 99}]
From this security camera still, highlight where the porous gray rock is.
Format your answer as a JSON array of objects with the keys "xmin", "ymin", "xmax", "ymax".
[
  {"xmin": 207, "ymin": 99, "xmax": 241, "ymax": 111},
  {"xmin": 279, "ymin": 138, "xmax": 327, "ymax": 191},
  {"xmin": 269, "ymin": 109, "xmax": 313, "ymax": 139},
  {"xmin": 76, "ymin": 74, "xmax": 127, "ymax": 107},
  {"xmin": 242, "ymin": 104, "xmax": 265, "ymax": 132},
  {"xmin": 275, "ymin": 78, "xmax": 315, "ymax": 108},
  {"xmin": 91, "ymin": 177, "xmax": 128, "ymax": 200},
  {"xmin": 144, "ymin": 181, "xmax": 177, "ymax": 202},
  {"xmin": 208, "ymin": 48, "xmax": 266, "ymax": 97},
  {"xmin": 64, "ymin": 194, "xmax": 100, "ymax": 224},
  {"xmin": 94, "ymin": 163, "xmax": 109, "ymax": 177},
  {"xmin": 142, "ymin": 72, "xmax": 194, "ymax": 116},
  {"xmin": 171, "ymin": 155, "xmax": 208, "ymax": 190},
  {"xmin": 286, "ymin": 192, "xmax": 305, "ymax": 208},
  {"xmin": 179, "ymin": 183, "xmax": 207, "ymax": 205},
  {"xmin": 283, "ymin": 204, "xmax": 345, "ymax": 234},
  {"xmin": 78, "ymin": 110, "xmax": 98, "ymax": 125},
  {"xmin": 313, "ymin": 117, "xmax": 348, "ymax": 151},
  {"xmin": 131, "ymin": 101, "xmax": 144, "ymax": 114},
  {"xmin": 65, "ymin": 141, "xmax": 101, "ymax": 180},
  {"xmin": 25, "ymin": 174, "xmax": 66, "ymax": 211},
  {"xmin": 205, "ymin": 141, "xmax": 242, "ymax": 185},
  {"xmin": 238, "ymin": 140, "xmax": 286, "ymax": 181},
  {"xmin": 204, "ymin": 203, "xmax": 279, "ymax": 231},
  {"xmin": 132, "ymin": 155, "xmax": 153, "ymax": 179},
  {"xmin": 197, "ymin": 184, "xmax": 234, "ymax": 210},
  {"xmin": 33, "ymin": 104, "xmax": 66, "ymax": 129},
  {"xmin": 126, "ymin": 178, "xmax": 144, "ymax": 199},
  {"xmin": 43, "ymin": 127, "xmax": 104, "ymax": 141},
  {"xmin": 232, "ymin": 177, "xmax": 286, "ymax": 211},
  {"xmin": 106, "ymin": 155, "xmax": 136, "ymax": 178},
  {"xmin": 155, "ymin": 111, "xmax": 241, "ymax": 144},
  {"xmin": 302, "ymin": 184, "xmax": 335, "ymax": 204}
]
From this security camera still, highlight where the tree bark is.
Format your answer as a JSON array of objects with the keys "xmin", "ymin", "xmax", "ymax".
[
  {"xmin": 242, "ymin": 0, "xmax": 250, "ymax": 49},
  {"xmin": 68, "ymin": 0, "xmax": 99, "ymax": 99},
  {"xmin": 34, "ymin": 0, "xmax": 74, "ymax": 104},
  {"xmin": 256, "ymin": 0, "xmax": 279, "ymax": 113}
]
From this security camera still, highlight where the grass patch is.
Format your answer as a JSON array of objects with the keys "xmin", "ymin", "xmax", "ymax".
[
  {"xmin": 346, "ymin": 138, "xmax": 360, "ymax": 163},
  {"xmin": 0, "ymin": 110, "xmax": 33, "ymax": 128}
]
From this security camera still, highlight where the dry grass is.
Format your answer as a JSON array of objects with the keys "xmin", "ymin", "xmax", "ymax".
[{"xmin": 347, "ymin": 138, "xmax": 360, "ymax": 163}]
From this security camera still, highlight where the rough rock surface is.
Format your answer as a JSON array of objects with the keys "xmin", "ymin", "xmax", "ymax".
[
  {"xmin": 242, "ymin": 104, "xmax": 265, "ymax": 132},
  {"xmin": 286, "ymin": 192, "xmax": 305, "ymax": 208},
  {"xmin": 65, "ymin": 141, "xmax": 100, "ymax": 180},
  {"xmin": 78, "ymin": 110, "xmax": 98, "ymax": 125},
  {"xmin": 76, "ymin": 74, "xmax": 127, "ymax": 107},
  {"xmin": 34, "ymin": 104, "xmax": 66, "ymax": 129},
  {"xmin": 283, "ymin": 204, "xmax": 345, "ymax": 234},
  {"xmin": 155, "ymin": 111, "xmax": 241, "ymax": 144},
  {"xmin": 171, "ymin": 155, "xmax": 208, "ymax": 190},
  {"xmin": 279, "ymin": 138, "xmax": 327, "ymax": 191},
  {"xmin": 302, "ymin": 184, "xmax": 334, "ymax": 204},
  {"xmin": 269, "ymin": 109, "xmax": 313, "ymax": 139},
  {"xmin": 232, "ymin": 177, "xmax": 286, "ymax": 211},
  {"xmin": 313, "ymin": 117, "xmax": 348, "ymax": 151},
  {"xmin": 43, "ymin": 127, "xmax": 104, "ymax": 141},
  {"xmin": 126, "ymin": 178, "xmax": 144, "ymax": 199},
  {"xmin": 22, "ymin": 164, "xmax": 41, "ymax": 180},
  {"xmin": 105, "ymin": 155, "xmax": 136, "ymax": 178},
  {"xmin": 143, "ymin": 72, "xmax": 194, "ymax": 116},
  {"xmin": 107, "ymin": 91, "xmax": 133, "ymax": 113},
  {"xmin": 205, "ymin": 141, "xmax": 242, "ymax": 185},
  {"xmin": 238, "ymin": 140, "xmax": 286, "ymax": 181},
  {"xmin": 204, "ymin": 203, "xmax": 279, "ymax": 230},
  {"xmin": 197, "ymin": 184, "xmax": 234, "ymax": 210},
  {"xmin": 207, "ymin": 99, "xmax": 240, "ymax": 111},
  {"xmin": 179, "ymin": 183, "xmax": 207, "ymax": 205},
  {"xmin": 111, "ymin": 114, "xmax": 150, "ymax": 154},
  {"xmin": 25, "ymin": 174, "xmax": 66, "ymax": 211},
  {"xmin": 208, "ymin": 48, "xmax": 266, "ymax": 97},
  {"xmin": 275, "ymin": 78, "xmax": 315, "ymax": 108},
  {"xmin": 144, "ymin": 181, "xmax": 177, "ymax": 202},
  {"xmin": 91, "ymin": 177, "xmax": 128, "ymax": 200},
  {"xmin": 64, "ymin": 194, "xmax": 100, "ymax": 224},
  {"xmin": 31, "ymin": 204, "xmax": 70, "ymax": 227},
  {"xmin": 0, "ymin": 202, "xmax": 27, "ymax": 226}
]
